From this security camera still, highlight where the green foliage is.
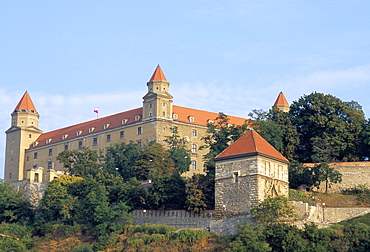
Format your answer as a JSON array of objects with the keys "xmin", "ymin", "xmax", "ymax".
[
  {"xmin": 290, "ymin": 92, "xmax": 367, "ymax": 162},
  {"xmin": 342, "ymin": 184, "xmax": 370, "ymax": 205},
  {"xmin": 164, "ymin": 126, "xmax": 192, "ymax": 174},
  {"xmin": 131, "ymin": 223, "xmax": 176, "ymax": 235},
  {"xmin": 288, "ymin": 162, "xmax": 342, "ymax": 192},
  {"xmin": 146, "ymin": 173, "xmax": 187, "ymax": 210},
  {"xmin": 170, "ymin": 229, "xmax": 210, "ymax": 245},
  {"xmin": 72, "ymin": 245, "xmax": 94, "ymax": 252},
  {"xmin": 226, "ymin": 224, "xmax": 271, "ymax": 252},
  {"xmin": 288, "ymin": 189, "xmax": 316, "ymax": 206},
  {"xmin": 57, "ymin": 147, "xmax": 103, "ymax": 178},
  {"xmin": 249, "ymin": 108, "xmax": 299, "ymax": 161},
  {"xmin": 201, "ymin": 112, "xmax": 248, "ymax": 177},
  {"xmin": 251, "ymin": 196, "xmax": 297, "ymax": 225},
  {"xmin": 185, "ymin": 174, "xmax": 215, "ymax": 212},
  {"xmin": 133, "ymin": 142, "xmax": 176, "ymax": 180},
  {"xmin": 0, "ymin": 180, "xmax": 34, "ymax": 224},
  {"xmin": 104, "ymin": 141, "xmax": 141, "ymax": 180},
  {"xmin": 0, "ymin": 223, "xmax": 36, "ymax": 251}
]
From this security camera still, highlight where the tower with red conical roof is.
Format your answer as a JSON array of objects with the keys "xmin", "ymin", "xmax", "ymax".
[
  {"xmin": 5, "ymin": 91, "xmax": 43, "ymax": 182},
  {"xmin": 142, "ymin": 65, "xmax": 173, "ymax": 121},
  {"xmin": 273, "ymin": 92, "xmax": 290, "ymax": 112},
  {"xmin": 214, "ymin": 130, "xmax": 289, "ymax": 219}
]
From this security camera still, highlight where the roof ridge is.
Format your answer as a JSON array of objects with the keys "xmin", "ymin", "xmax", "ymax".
[
  {"xmin": 251, "ymin": 130, "xmax": 258, "ymax": 152},
  {"xmin": 149, "ymin": 65, "xmax": 167, "ymax": 81}
]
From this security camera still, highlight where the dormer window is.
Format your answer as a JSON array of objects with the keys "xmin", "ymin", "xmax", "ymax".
[
  {"xmin": 104, "ymin": 124, "xmax": 110, "ymax": 129},
  {"xmin": 77, "ymin": 131, "xmax": 83, "ymax": 136},
  {"xmin": 188, "ymin": 116, "xmax": 194, "ymax": 123},
  {"xmin": 89, "ymin": 127, "xmax": 95, "ymax": 133},
  {"xmin": 173, "ymin": 114, "xmax": 178, "ymax": 120},
  {"xmin": 62, "ymin": 134, "xmax": 68, "ymax": 140},
  {"xmin": 122, "ymin": 119, "xmax": 128, "ymax": 124},
  {"xmin": 207, "ymin": 119, "xmax": 214, "ymax": 124},
  {"xmin": 135, "ymin": 115, "xmax": 141, "ymax": 121},
  {"xmin": 46, "ymin": 139, "xmax": 52, "ymax": 144},
  {"xmin": 33, "ymin": 142, "xmax": 39, "ymax": 147}
]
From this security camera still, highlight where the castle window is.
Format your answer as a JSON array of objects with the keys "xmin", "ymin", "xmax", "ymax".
[
  {"xmin": 107, "ymin": 134, "xmax": 111, "ymax": 142},
  {"xmin": 188, "ymin": 116, "xmax": 194, "ymax": 123},
  {"xmin": 48, "ymin": 161, "xmax": 52, "ymax": 170},
  {"xmin": 149, "ymin": 112, "xmax": 152, "ymax": 117},
  {"xmin": 191, "ymin": 160, "xmax": 196, "ymax": 169},
  {"xmin": 137, "ymin": 141, "xmax": 142, "ymax": 148},
  {"xmin": 21, "ymin": 109, "xmax": 26, "ymax": 112},
  {"xmin": 48, "ymin": 148, "xmax": 53, "ymax": 156},
  {"xmin": 46, "ymin": 139, "xmax": 52, "ymax": 144},
  {"xmin": 93, "ymin": 137, "xmax": 98, "ymax": 146},
  {"xmin": 29, "ymin": 134, "xmax": 32, "ymax": 138},
  {"xmin": 191, "ymin": 144, "xmax": 197, "ymax": 153},
  {"xmin": 122, "ymin": 119, "xmax": 128, "ymax": 124},
  {"xmin": 77, "ymin": 131, "xmax": 83, "ymax": 136},
  {"xmin": 173, "ymin": 114, "xmax": 178, "ymax": 119},
  {"xmin": 89, "ymin": 127, "xmax": 95, "ymax": 133},
  {"xmin": 78, "ymin": 141, "xmax": 83, "ymax": 149},
  {"xmin": 137, "ymin": 127, "xmax": 142, "ymax": 135},
  {"xmin": 207, "ymin": 119, "xmax": 214, "ymax": 125},
  {"xmin": 104, "ymin": 124, "xmax": 110, "ymax": 129},
  {"xmin": 135, "ymin": 115, "xmax": 141, "ymax": 121},
  {"xmin": 27, "ymin": 156, "xmax": 29, "ymax": 161},
  {"xmin": 171, "ymin": 126, "xmax": 178, "ymax": 133},
  {"xmin": 192, "ymin": 129, "xmax": 197, "ymax": 137},
  {"xmin": 34, "ymin": 152, "xmax": 38, "ymax": 160},
  {"xmin": 149, "ymin": 103, "xmax": 152, "ymax": 108},
  {"xmin": 120, "ymin": 131, "xmax": 124, "ymax": 138},
  {"xmin": 9, "ymin": 173, "xmax": 12, "ymax": 179},
  {"xmin": 21, "ymin": 121, "xmax": 24, "ymax": 123},
  {"xmin": 162, "ymin": 112, "xmax": 165, "ymax": 116},
  {"xmin": 62, "ymin": 134, "xmax": 68, "ymax": 140},
  {"xmin": 265, "ymin": 161, "xmax": 271, "ymax": 176},
  {"xmin": 64, "ymin": 144, "xmax": 68, "ymax": 151},
  {"xmin": 162, "ymin": 102, "xmax": 166, "ymax": 107},
  {"xmin": 233, "ymin": 172, "xmax": 239, "ymax": 183}
]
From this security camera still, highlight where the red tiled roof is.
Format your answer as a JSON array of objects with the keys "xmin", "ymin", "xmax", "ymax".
[
  {"xmin": 215, "ymin": 130, "xmax": 289, "ymax": 162},
  {"xmin": 30, "ymin": 108, "xmax": 142, "ymax": 149},
  {"xmin": 149, "ymin": 65, "xmax": 167, "ymax": 81},
  {"xmin": 14, "ymin": 91, "xmax": 37, "ymax": 113},
  {"xmin": 173, "ymin": 105, "xmax": 249, "ymax": 127},
  {"xmin": 273, "ymin": 92, "xmax": 289, "ymax": 106},
  {"xmin": 29, "ymin": 105, "xmax": 250, "ymax": 149}
]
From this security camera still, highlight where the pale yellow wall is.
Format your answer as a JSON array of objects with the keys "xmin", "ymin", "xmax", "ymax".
[{"xmin": 24, "ymin": 118, "xmax": 208, "ymax": 182}]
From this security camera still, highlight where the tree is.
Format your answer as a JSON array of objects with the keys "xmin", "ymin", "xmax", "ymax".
[
  {"xmin": 185, "ymin": 174, "xmax": 214, "ymax": 212},
  {"xmin": 146, "ymin": 173, "xmax": 187, "ymax": 210},
  {"xmin": 57, "ymin": 147, "xmax": 103, "ymax": 178},
  {"xmin": 227, "ymin": 224, "xmax": 271, "ymax": 252},
  {"xmin": 201, "ymin": 112, "xmax": 249, "ymax": 177},
  {"xmin": 312, "ymin": 163, "xmax": 342, "ymax": 193},
  {"xmin": 288, "ymin": 162, "xmax": 342, "ymax": 192},
  {"xmin": 164, "ymin": 126, "xmax": 191, "ymax": 174},
  {"xmin": 249, "ymin": 108, "xmax": 299, "ymax": 161},
  {"xmin": 104, "ymin": 141, "xmax": 141, "ymax": 180},
  {"xmin": 251, "ymin": 196, "xmax": 297, "ymax": 225},
  {"xmin": 0, "ymin": 180, "xmax": 34, "ymax": 224},
  {"xmin": 290, "ymin": 92, "xmax": 367, "ymax": 162},
  {"xmin": 133, "ymin": 142, "xmax": 176, "ymax": 180}
]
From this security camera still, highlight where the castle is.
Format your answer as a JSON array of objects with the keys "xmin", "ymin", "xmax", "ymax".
[{"xmin": 6, "ymin": 66, "xmax": 290, "ymax": 184}]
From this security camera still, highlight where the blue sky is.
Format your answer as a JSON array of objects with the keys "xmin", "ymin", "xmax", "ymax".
[{"xmin": 1, "ymin": 1, "xmax": 370, "ymax": 178}]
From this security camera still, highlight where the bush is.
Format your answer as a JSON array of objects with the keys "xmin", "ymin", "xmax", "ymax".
[
  {"xmin": 72, "ymin": 245, "xmax": 94, "ymax": 252},
  {"xmin": 289, "ymin": 189, "xmax": 316, "ymax": 206},
  {"xmin": 133, "ymin": 223, "xmax": 176, "ymax": 235},
  {"xmin": 172, "ymin": 229, "xmax": 210, "ymax": 245}
]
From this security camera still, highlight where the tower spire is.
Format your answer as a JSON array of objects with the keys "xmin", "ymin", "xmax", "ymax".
[
  {"xmin": 13, "ymin": 91, "xmax": 38, "ymax": 113},
  {"xmin": 272, "ymin": 92, "xmax": 290, "ymax": 112},
  {"xmin": 149, "ymin": 65, "xmax": 167, "ymax": 81}
]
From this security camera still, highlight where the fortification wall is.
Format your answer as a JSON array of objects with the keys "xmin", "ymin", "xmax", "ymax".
[
  {"xmin": 11, "ymin": 179, "xmax": 48, "ymax": 206},
  {"xmin": 305, "ymin": 162, "xmax": 370, "ymax": 193},
  {"xmin": 132, "ymin": 210, "xmax": 214, "ymax": 229}
]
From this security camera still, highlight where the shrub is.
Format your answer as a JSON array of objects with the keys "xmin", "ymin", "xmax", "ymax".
[{"xmin": 173, "ymin": 229, "xmax": 210, "ymax": 245}]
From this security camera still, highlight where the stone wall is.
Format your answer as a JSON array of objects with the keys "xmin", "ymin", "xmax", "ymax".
[
  {"xmin": 305, "ymin": 162, "xmax": 370, "ymax": 193},
  {"xmin": 11, "ymin": 179, "xmax": 48, "ymax": 206},
  {"xmin": 132, "ymin": 210, "xmax": 214, "ymax": 229}
]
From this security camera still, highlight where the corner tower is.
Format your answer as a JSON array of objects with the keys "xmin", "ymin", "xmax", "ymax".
[
  {"xmin": 214, "ymin": 130, "xmax": 289, "ymax": 219},
  {"xmin": 4, "ymin": 91, "xmax": 43, "ymax": 182},
  {"xmin": 142, "ymin": 65, "xmax": 173, "ymax": 121},
  {"xmin": 273, "ymin": 92, "xmax": 290, "ymax": 112}
]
